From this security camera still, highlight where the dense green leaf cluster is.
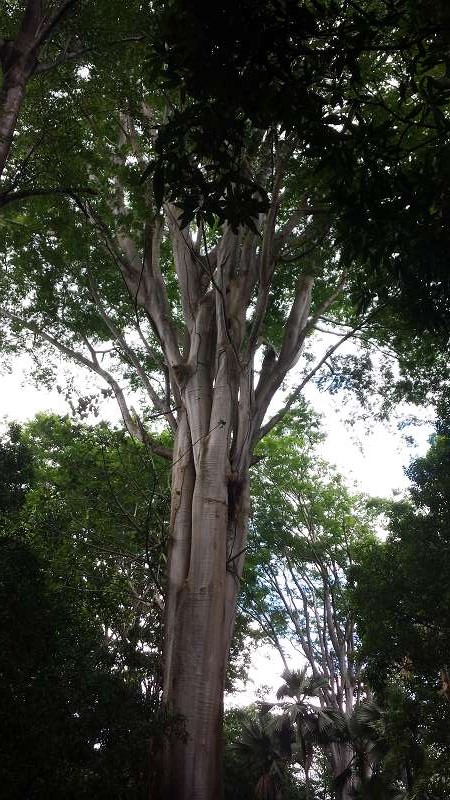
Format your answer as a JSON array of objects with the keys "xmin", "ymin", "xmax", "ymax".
[
  {"xmin": 0, "ymin": 418, "xmax": 177, "ymax": 799},
  {"xmin": 349, "ymin": 426, "xmax": 450, "ymax": 796}
]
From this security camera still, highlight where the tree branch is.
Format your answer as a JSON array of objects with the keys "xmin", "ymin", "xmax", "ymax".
[
  {"xmin": 0, "ymin": 186, "xmax": 96, "ymax": 207},
  {"xmin": 256, "ymin": 322, "xmax": 362, "ymax": 442},
  {"xmin": 87, "ymin": 269, "xmax": 177, "ymax": 432},
  {"xmin": 0, "ymin": 308, "xmax": 173, "ymax": 460},
  {"xmin": 34, "ymin": 34, "xmax": 145, "ymax": 74},
  {"xmin": 33, "ymin": 0, "xmax": 79, "ymax": 49}
]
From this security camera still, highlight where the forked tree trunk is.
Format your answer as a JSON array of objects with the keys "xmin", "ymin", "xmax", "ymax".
[
  {"xmin": 155, "ymin": 236, "xmax": 313, "ymax": 797},
  {"xmin": 95, "ymin": 143, "xmax": 327, "ymax": 798},
  {"xmin": 162, "ymin": 347, "xmax": 251, "ymax": 799}
]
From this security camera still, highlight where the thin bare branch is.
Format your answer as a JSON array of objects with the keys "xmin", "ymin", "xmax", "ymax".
[
  {"xmin": 0, "ymin": 186, "xmax": 97, "ymax": 207},
  {"xmin": 87, "ymin": 269, "xmax": 177, "ymax": 432},
  {"xmin": 34, "ymin": 34, "xmax": 145, "ymax": 74},
  {"xmin": 0, "ymin": 309, "xmax": 173, "ymax": 459},
  {"xmin": 256, "ymin": 322, "xmax": 361, "ymax": 442}
]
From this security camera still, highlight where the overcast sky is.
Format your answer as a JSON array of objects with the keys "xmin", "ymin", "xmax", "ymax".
[{"xmin": 1, "ymin": 352, "xmax": 434, "ymax": 497}]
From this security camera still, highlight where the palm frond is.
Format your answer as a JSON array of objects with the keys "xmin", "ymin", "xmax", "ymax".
[
  {"xmin": 349, "ymin": 700, "xmax": 384, "ymax": 740},
  {"xmin": 276, "ymin": 666, "xmax": 308, "ymax": 699}
]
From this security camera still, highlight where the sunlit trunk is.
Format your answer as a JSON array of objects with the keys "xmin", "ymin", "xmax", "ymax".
[
  {"xmin": 101, "ymin": 154, "xmax": 317, "ymax": 798},
  {"xmin": 163, "ymin": 468, "xmax": 228, "ymax": 797}
]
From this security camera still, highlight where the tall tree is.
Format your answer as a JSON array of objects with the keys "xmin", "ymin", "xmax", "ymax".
[
  {"xmin": 0, "ymin": 3, "xmax": 448, "ymax": 797},
  {"xmin": 242, "ymin": 415, "xmax": 380, "ymax": 798},
  {"xmin": 0, "ymin": 87, "xmax": 370, "ymax": 800}
]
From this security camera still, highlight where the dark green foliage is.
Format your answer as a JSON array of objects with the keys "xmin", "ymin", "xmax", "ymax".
[
  {"xmin": 0, "ymin": 419, "xmax": 180, "ymax": 799},
  {"xmin": 224, "ymin": 707, "xmax": 307, "ymax": 800},
  {"xmin": 0, "ymin": 0, "xmax": 149, "ymax": 203},
  {"xmin": 19, "ymin": 414, "xmax": 170, "ymax": 684},
  {"xmin": 0, "ymin": 535, "xmax": 169, "ymax": 800},
  {"xmin": 148, "ymin": 0, "xmax": 450, "ymax": 243},
  {"xmin": 328, "ymin": 1, "xmax": 450, "ymax": 338},
  {"xmin": 351, "ymin": 425, "xmax": 450, "ymax": 688},
  {"xmin": 147, "ymin": 0, "xmax": 368, "ymax": 228},
  {"xmin": 350, "ymin": 425, "xmax": 450, "ymax": 796},
  {"xmin": 0, "ymin": 423, "xmax": 33, "ymax": 514}
]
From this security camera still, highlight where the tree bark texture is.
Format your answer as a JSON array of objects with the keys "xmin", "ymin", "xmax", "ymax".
[
  {"xmin": 155, "ymin": 216, "xmax": 314, "ymax": 797},
  {"xmin": 162, "ymin": 298, "xmax": 253, "ymax": 799},
  {"xmin": 0, "ymin": 1, "xmax": 42, "ymax": 179}
]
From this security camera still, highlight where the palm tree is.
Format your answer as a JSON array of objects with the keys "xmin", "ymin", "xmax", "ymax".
[
  {"xmin": 233, "ymin": 706, "xmax": 296, "ymax": 800},
  {"xmin": 276, "ymin": 667, "xmax": 330, "ymax": 798},
  {"xmin": 276, "ymin": 667, "xmax": 331, "ymax": 705},
  {"xmin": 276, "ymin": 670, "xmax": 391, "ymax": 800},
  {"xmin": 235, "ymin": 668, "xmax": 418, "ymax": 800}
]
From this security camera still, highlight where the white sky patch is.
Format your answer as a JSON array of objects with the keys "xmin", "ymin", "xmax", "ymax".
[
  {"xmin": 226, "ymin": 647, "xmax": 286, "ymax": 709},
  {"xmin": 77, "ymin": 65, "xmax": 92, "ymax": 80},
  {"xmin": 0, "ymin": 355, "xmax": 127, "ymax": 427},
  {"xmin": 0, "ymin": 356, "xmax": 67, "ymax": 423},
  {"xmin": 303, "ymin": 381, "xmax": 434, "ymax": 499}
]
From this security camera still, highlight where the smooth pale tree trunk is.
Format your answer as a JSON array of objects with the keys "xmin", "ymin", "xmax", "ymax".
[
  {"xmin": 163, "ymin": 473, "xmax": 249, "ymax": 799},
  {"xmin": 76, "ymin": 139, "xmax": 321, "ymax": 799},
  {"xmin": 162, "ymin": 349, "xmax": 251, "ymax": 800},
  {"xmin": 156, "ymin": 246, "xmax": 312, "ymax": 796}
]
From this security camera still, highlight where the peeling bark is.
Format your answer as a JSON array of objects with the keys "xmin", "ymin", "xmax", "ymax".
[{"xmin": 162, "ymin": 358, "xmax": 239, "ymax": 799}]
